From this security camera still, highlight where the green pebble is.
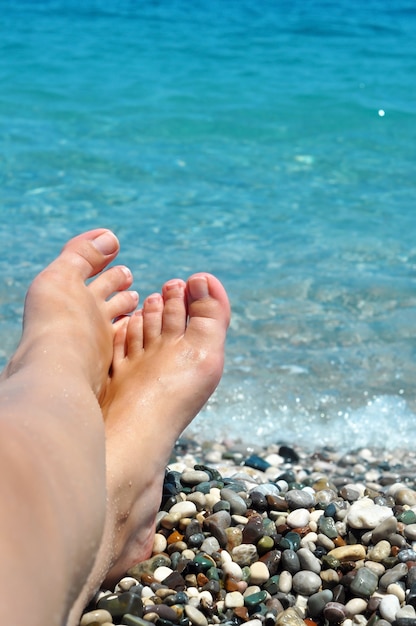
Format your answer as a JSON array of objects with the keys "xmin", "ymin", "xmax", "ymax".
[
  {"xmin": 206, "ymin": 566, "xmax": 220, "ymax": 580},
  {"xmin": 318, "ymin": 516, "xmax": 338, "ymax": 539},
  {"xmin": 287, "ymin": 482, "xmax": 304, "ymax": 490},
  {"xmin": 263, "ymin": 574, "xmax": 279, "ymax": 595},
  {"xmin": 194, "ymin": 464, "xmax": 223, "ymax": 482},
  {"xmin": 257, "ymin": 536, "xmax": 274, "ymax": 555},
  {"xmin": 321, "ymin": 555, "xmax": 341, "ymax": 570},
  {"xmin": 241, "ymin": 566, "xmax": 251, "ymax": 582},
  {"xmin": 194, "ymin": 481, "xmax": 211, "ymax": 494},
  {"xmin": 262, "ymin": 518, "xmax": 275, "ymax": 535},
  {"xmin": 397, "ymin": 510, "xmax": 416, "ymax": 524},
  {"xmin": 98, "ymin": 592, "xmax": 143, "ymax": 618},
  {"xmin": 279, "ymin": 531, "xmax": 301, "ymax": 551},
  {"xmin": 244, "ymin": 590, "xmax": 268, "ymax": 608},
  {"xmin": 382, "ymin": 556, "xmax": 399, "ymax": 568},
  {"xmin": 193, "ymin": 554, "xmax": 214, "ymax": 570}
]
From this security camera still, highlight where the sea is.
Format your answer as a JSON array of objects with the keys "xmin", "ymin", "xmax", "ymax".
[{"xmin": 0, "ymin": 0, "xmax": 415, "ymax": 452}]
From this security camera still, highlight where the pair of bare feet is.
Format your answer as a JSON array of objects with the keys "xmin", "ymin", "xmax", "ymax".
[{"xmin": 0, "ymin": 229, "xmax": 230, "ymax": 626}]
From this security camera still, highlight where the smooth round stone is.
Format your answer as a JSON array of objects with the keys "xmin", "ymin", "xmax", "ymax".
[
  {"xmin": 307, "ymin": 590, "xmax": 333, "ymax": 618},
  {"xmin": 252, "ymin": 483, "xmax": 281, "ymax": 497},
  {"xmin": 367, "ymin": 539, "xmax": 391, "ymax": 562},
  {"xmin": 323, "ymin": 602, "xmax": 348, "ymax": 624},
  {"xmin": 98, "ymin": 592, "xmax": 143, "ymax": 619},
  {"xmin": 279, "ymin": 531, "xmax": 301, "ymax": 552},
  {"xmin": 257, "ymin": 536, "xmax": 275, "ymax": 554},
  {"xmin": 292, "ymin": 571, "xmax": 321, "ymax": 596},
  {"xmin": 371, "ymin": 516, "xmax": 398, "ymax": 542},
  {"xmin": 285, "ymin": 490, "xmax": 316, "ymax": 511},
  {"xmin": 297, "ymin": 548, "xmax": 321, "ymax": 574},
  {"xmin": 278, "ymin": 570, "xmax": 293, "ymax": 593},
  {"xmin": 387, "ymin": 582, "xmax": 406, "ymax": 603},
  {"xmin": 153, "ymin": 533, "xmax": 168, "ymax": 554},
  {"xmin": 250, "ymin": 490, "xmax": 268, "ymax": 512},
  {"xmin": 80, "ymin": 610, "xmax": 113, "ymax": 626},
  {"xmin": 318, "ymin": 516, "xmax": 338, "ymax": 539},
  {"xmin": 281, "ymin": 550, "xmax": 300, "ymax": 574},
  {"xmin": 346, "ymin": 500, "xmax": 393, "ymax": 529},
  {"xmin": 404, "ymin": 524, "xmax": 416, "ymax": 541},
  {"xmin": 396, "ymin": 605, "xmax": 416, "ymax": 620},
  {"xmin": 223, "ymin": 560, "xmax": 243, "ymax": 580},
  {"xmin": 220, "ymin": 488, "xmax": 247, "ymax": 515},
  {"xmin": 244, "ymin": 620, "xmax": 263, "ymax": 626},
  {"xmin": 200, "ymin": 536, "xmax": 220, "ymax": 555},
  {"xmin": 379, "ymin": 563, "xmax": 408, "ymax": 589},
  {"xmin": 344, "ymin": 598, "xmax": 368, "ymax": 616},
  {"xmin": 244, "ymin": 454, "xmax": 271, "ymax": 472},
  {"xmin": 186, "ymin": 492, "xmax": 207, "ymax": 510},
  {"xmin": 225, "ymin": 591, "xmax": 245, "ymax": 608},
  {"xmin": 328, "ymin": 544, "xmax": 366, "ymax": 562},
  {"xmin": 169, "ymin": 501, "xmax": 197, "ymax": 518},
  {"xmin": 287, "ymin": 508, "xmax": 310, "ymax": 529},
  {"xmin": 249, "ymin": 561, "xmax": 270, "ymax": 585},
  {"xmin": 184, "ymin": 605, "xmax": 209, "ymax": 626},
  {"xmin": 395, "ymin": 489, "xmax": 416, "ymax": 506},
  {"xmin": 232, "ymin": 543, "xmax": 258, "ymax": 566},
  {"xmin": 153, "ymin": 566, "xmax": 174, "ymax": 582},
  {"xmin": 143, "ymin": 604, "xmax": 179, "ymax": 621},
  {"xmin": 244, "ymin": 590, "xmax": 268, "ymax": 607},
  {"xmin": 349, "ymin": 566, "xmax": 378, "ymax": 598},
  {"xmin": 379, "ymin": 594, "xmax": 401, "ymax": 622},
  {"xmin": 181, "ymin": 470, "xmax": 211, "ymax": 485}
]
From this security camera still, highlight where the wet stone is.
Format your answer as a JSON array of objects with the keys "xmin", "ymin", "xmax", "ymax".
[
  {"xmin": 98, "ymin": 592, "xmax": 143, "ymax": 618},
  {"xmin": 281, "ymin": 549, "xmax": 300, "ymax": 574},
  {"xmin": 250, "ymin": 490, "xmax": 269, "ymax": 512},
  {"xmin": 292, "ymin": 571, "xmax": 321, "ymax": 595},
  {"xmin": 323, "ymin": 602, "xmax": 348, "ymax": 624},
  {"xmin": 80, "ymin": 610, "xmax": 113, "ymax": 626},
  {"xmin": 349, "ymin": 566, "xmax": 378, "ymax": 598},
  {"xmin": 285, "ymin": 490, "xmax": 316, "ymax": 511},
  {"xmin": 244, "ymin": 455, "xmax": 271, "ymax": 472},
  {"xmin": 318, "ymin": 516, "xmax": 338, "ymax": 539},
  {"xmin": 279, "ymin": 532, "xmax": 301, "ymax": 552},
  {"xmin": 307, "ymin": 590, "xmax": 333, "ymax": 618}
]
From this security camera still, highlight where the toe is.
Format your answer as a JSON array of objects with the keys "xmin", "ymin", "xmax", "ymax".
[
  {"xmin": 186, "ymin": 273, "xmax": 231, "ymax": 332},
  {"xmin": 112, "ymin": 317, "xmax": 129, "ymax": 362},
  {"xmin": 89, "ymin": 265, "xmax": 134, "ymax": 300},
  {"xmin": 161, "ymin": 279, "xmax": 187, "ymax": 336},
  {"xmin": 106, "ymin": 290, "xmax": 139, "ymax": 321},
  {"xmin": 126, "ymin": 310, "xmax": 144, "ymax": 355},
  {"xmin": 53, "ymin": 229, "xmax": 120, "ymax": 280},
  {"xmin": 143, "ymin": 293, "xmax": 164, "ymax": 345}
]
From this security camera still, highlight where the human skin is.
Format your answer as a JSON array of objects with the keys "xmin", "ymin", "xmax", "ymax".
[{"xmin": 0, "ymin": 229, "xmax": 230, "ymax": 626}]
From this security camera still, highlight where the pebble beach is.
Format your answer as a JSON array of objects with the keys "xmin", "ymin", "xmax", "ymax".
[{"xmin": 80, "ymin": 439, "xmax": 416, "ymax": 626}]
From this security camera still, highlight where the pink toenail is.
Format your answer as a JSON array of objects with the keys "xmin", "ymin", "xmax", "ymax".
[
  {"xmin": 189, "ymin": 276, "xmax": 209, "ymax": 299},
  {"xmin": 93, "ymin": 231, "xmax": 119, "ymax": 255}
]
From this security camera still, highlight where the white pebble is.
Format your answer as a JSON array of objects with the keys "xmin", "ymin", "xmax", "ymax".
[
  {"xmin": 141, "ymin": 586, "xmax": 154, "ymax": 598},
  {"xmin": 245, "ymin": 620, "xmax": 263, "ymax": 626},
  {"xmin": 287, "ymin": 508, "xmax": 310, "ymax": 528},
  {"xmin": 387, "ymin": 583, "xmax": 406, "ymax": 603},
  {"xmin": 185, "ymin": 604, "xmax": 209, "ymax": 626},
  {"xmin": 153, "ymin": 566, "xmax": 173, "ymax": 582},
  {"xmin": 345, "ymin": 598, "xmax": 368, "ymax": 616},
  {"xmin": 169, "ymin": 500, "xmax": 197, "ymax": 518},
  {"xmin": 249, "ymin": 561, "xmax": 270, "ymax": 584},
  {"xmin": 396, "ymin": 605, "xmax": 416, "ymax": 619},
  {"xmin": 80, "ymin": 610, "xmax": 113, "ymax": 626},
  {"xmin": 278, "ymin": 570, "xmax": 293, "ymax": 593},
  {"xmin": 347, "ymin": 499, "xmax": 393, "ymax": 529},
  {"xmin": 152, "ymin": 533, "xmax": 168, "ymax": 554},
  {"xmin": 244, "ymin": 585, "xmax": 261, "ymax": 597},
  {"xmin": 225, "ymin": 591, "xmax": 245, "ymax": 608},
  {"xmin": 222, "ymin": 560, "xmax": 243, "ymax": 580},
  {"xmin": 379, "ymin": 594, "xmax": 401, "ymax": 623}
]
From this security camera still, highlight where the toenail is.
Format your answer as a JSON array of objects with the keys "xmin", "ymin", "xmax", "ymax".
[
  {"xmin": 189, "ymin": 276, "xmax": 209, "ymax": 299},
  {"xmin": 93, "ymin": 231, "xmax": 119, "ymax": 255}
]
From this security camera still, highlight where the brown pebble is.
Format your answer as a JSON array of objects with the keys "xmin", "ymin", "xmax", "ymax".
[
  {"xmin": 197, "ymin": 573, "xmax": 209, "ymax": 586},
  {"xmin": 234, "ymin": 606, "xmax": 249, "ymax": 621},
  {"xmin": 333, "ymin": 536, "xmax": 346, "ymax": 547},
  {"xmin": 225, "ymin": 575, "xmax": 240, "ymax": 591},
  {"xmin": 168, "ymin": 530, "xmax": 184, "ymax": 544}
]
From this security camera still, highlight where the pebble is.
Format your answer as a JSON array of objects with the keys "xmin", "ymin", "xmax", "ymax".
[{"xmin": 80, "ymin": 441, "xmax": 416, "ymax": 626}]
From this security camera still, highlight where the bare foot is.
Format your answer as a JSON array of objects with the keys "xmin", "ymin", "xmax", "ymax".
[
  {"xmin": 101, "ymin": 273, "xmax": 230, "ymax": 584},
  {"xmin": 2, "ymin": 228, "xmax": 139, "ymax": 399},
  {"xmin": 0, "ymin": 229, "xmax": 140, "ymax": 626}
]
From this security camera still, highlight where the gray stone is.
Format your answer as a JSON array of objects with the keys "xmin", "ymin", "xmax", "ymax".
[
  {"xmin": 307, "ymin": 590, "xmax": 333, "ymax": 618},
  {"xmin": 297, "ymin": 548, "xmax": 321, "ymax": 574},
  {"xmin": 285, "ymin": 490, "xmax": 316, "ymax": 511},
  {"xmin": 292, "ymin": 571, "xmax": 321, "ymax": 595},
  {"xmin": 220, "ymin": 487, "xmax": 248, "ymax": 515},
  {"xmin": 349, "ymin": 567, "xmax": 379, "ymax": 598}
]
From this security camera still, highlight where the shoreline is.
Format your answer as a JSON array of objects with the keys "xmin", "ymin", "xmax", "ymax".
[{"xmin": 80, "ymin": 439, "xmax": 416, "ymax": 626}]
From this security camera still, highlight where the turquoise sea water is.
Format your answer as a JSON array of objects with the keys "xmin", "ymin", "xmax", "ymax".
[{"xmin": 1, "ymin": 0, "xmax": 416, "ymax": 450}]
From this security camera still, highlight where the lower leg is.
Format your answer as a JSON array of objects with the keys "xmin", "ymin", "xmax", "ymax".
[{"xmin": 0, "ymin": 230, "xmax": 138, "ymax": 626}]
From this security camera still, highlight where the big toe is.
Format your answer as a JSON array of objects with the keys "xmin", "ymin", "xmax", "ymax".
[
  {"xmin": 186, "ymin": 273, "xmax": 231, "ymax": 336},
  {"xmin": 51, "ymin": 229, "xmax": 120, "ymax": 280}
]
